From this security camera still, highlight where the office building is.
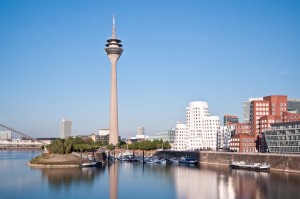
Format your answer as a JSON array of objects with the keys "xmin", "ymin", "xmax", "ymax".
[
  {"xmin": 173, "ymin": 122, "xmax": 188, "ymax": 151},
  {"xmin": 186, "ymin": 101, "xmax": 220, "ymax": 150},
  {"xmin": 0, "ymin": 131, "xmax": 12, "ymax": 140},
  {"xmin": 217, "ymin": 126, "xmax": 235, "ymax": 150},
  {"xmin": 288, "ymin": 98, "xmax": 300, "ymax": 114},
  {"xmin": 60, "ymin": 118, "xmax": 72, "ymax": 139},
  {"xmin": 137, "ymin": 127, "xmax": 145, "ymax": 135},
  {"xmin": 264, "ymin": 121, "xmax": 300, "ymax": 153},
  {"xmin": 230, "ymin": 133, "xmax": 256, "ymax": 153},
  {"xmin": 243, "ymin": 97, "xmax": 263, "ymax": 123},
  {"xmin": 224, "ymin": 115, "xmax": 239, "ymax": 126},
  {"xmin": 249, "ymin": 95, "xmax": 287, "ymax": 136},
  {"xmin": 149, "ymin": 129, "xmax": 175, "ymax": 144}
]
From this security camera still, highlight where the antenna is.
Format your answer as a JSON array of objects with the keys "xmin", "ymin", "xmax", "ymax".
[{"xmin": 112, "ymin": 14, "xmax": 116, "ymax": 39}]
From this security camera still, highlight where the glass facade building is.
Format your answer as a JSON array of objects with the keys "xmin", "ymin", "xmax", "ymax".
[{"xmin": 264, "ymin": 121, "xmax": 300, "ymax": 153}]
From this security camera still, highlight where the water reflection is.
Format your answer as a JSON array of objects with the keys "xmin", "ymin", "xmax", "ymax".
[
  {"xmin": 40, "ymin": 167, "xmax": 104, "ymax": 189},
  {"xmin": 109, "ymin": 162, "xmax": 118, "ymax": 199},
  {"xmin": 2, "ymin": 150, "xmax": 300, "ymax": 199}
]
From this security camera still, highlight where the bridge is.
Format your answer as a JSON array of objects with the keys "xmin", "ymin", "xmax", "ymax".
[{"xmin": 0, "ymin": 124, "xmax": 47, "ymax": 146}]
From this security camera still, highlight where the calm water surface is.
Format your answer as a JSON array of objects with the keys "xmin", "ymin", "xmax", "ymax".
[{"xmin": 0, "ymin": 150, "xmax": 300, "ymax": 199}]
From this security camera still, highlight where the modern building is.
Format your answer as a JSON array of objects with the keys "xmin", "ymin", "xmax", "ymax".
[
  {"xmin": 288, "ymin": 98, "xmax": 300, "ymax": 114},
  {"xmin": 217, "ymin": 126, "xmax": 235, "ymax": 151},
  {"xmin": 243, "ymin": 97, "xmax": 263, "ymax": 123},
  {"xmin": 60, "ymin": 118, "xmax": 72, "ymax": 139},
  {"xmin": 149, "ymin": 129, "xmax": 175, "ymax": 144},
  {"xmin": 173, "ymin": 122, "xmax": 188, "ymax": 151},
  {"xmin": 186, "ymin": 101, "xmax": 220, "ymax": 150},
  {"xmin": 249, "ymin": 95, "xmax": 287, "ymax": 136},
  {"xmin": 264, "ymin": 121, "xmax": 300, "ymax": 153},
  {"xmin": 99, "ymin": 129, "xmax": 110, "ymax": 143},
  {"xmin": 229, "ymin": 133, "xmax": 256, "ymax": 153},
  {"xmin": 282, "ymin": 111, "xmax": 300, "ymax": 123},
  {"xmin": 231, "ymin": 123, "xmax": 252, "ymax": 135},
  {"xmin": 224, "ymin": 115, "xmax": 239, "ymax": 126},
  {"xmin": 137, "ymin": 127, "xmax": 145, "ymax": 135},
  {"xmin": 0, "ymin": 131, "xmax": 12, "ymax": 140},
  {"xmin": 105, "ymin": 15, "xmax": 123, "ymax": 145}
]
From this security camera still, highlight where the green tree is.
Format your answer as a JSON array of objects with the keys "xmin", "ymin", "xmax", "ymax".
[
  {"xmin": 107, "ymin": 144, "xmax": 115, "ymax": 150},
  {"xmin": 47, "ymin": 138, "xmax": 64, "ymax": 154}
]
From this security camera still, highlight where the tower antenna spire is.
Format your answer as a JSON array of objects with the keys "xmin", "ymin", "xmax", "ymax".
[{"xmin": 112, "ymin": 14, "xmax": 116, "ymax": 39}]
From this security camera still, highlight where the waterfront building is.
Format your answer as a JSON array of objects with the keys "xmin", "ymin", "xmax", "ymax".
[
  {"xmin": 105, "ymin": 15, "xmax": 123, "ymax": 145},
  {"xmin": 229, "ymin": 133, "xmax": 256, "ymax": 153},
  {"xmin": 0, "ymin": 131, "xmax": 12, "ymax": 140},
  {"xmin": 259, "ymin": 115, "xmax": 282, "ymax": 134},
  {"xmin": 149, "ymin": 129, "xmax": 175, "ymax": 144},
  {"xmin": 137, "ymin": 127, "xmax": 145, "ymax": 135},
  {"xmin": 231, "ymin": 123, "xmax": 252, "ymax": 135},
  {"xmin": 99, "ymin": 129, "xmax": 110, "ymax": 143},
  {"xmin": 173, "ymin": 122, "xmax": 188, "ymax": 151},
  {"xmin": 282, "ymin": 111, "xmax": 300, "ymax": 123},
  {"xmin": 186, "ymin": 101, "xmax": 220, "ymax": 150},
  {"xmin": 60, "ymin": 118, "xmax": 72, "ymax": 139},
  {"xmin": 288, "ymin": 98, "xmax": 300, "ymax": 114},
  {"xmin": 224, "ymin": 115, "xmax": 239, "ymax": 126},
  {"xmin": 217, "ymin": 126, "xmax": 234, "ymax": 151},
  {"xmin": 249, "ymin": 95, "xmax": 287, "ymax": 136},
  {"xmin": 243, "ymin": 97, "xmax": 263, "ymax": 123},
  {"xmin": 264, "ymin": 121, "xmax": 300, "ymax": 153}
]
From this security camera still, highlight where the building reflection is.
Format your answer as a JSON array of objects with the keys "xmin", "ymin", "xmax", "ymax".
[
  {"xmin": 172, "ymin": 165, "xmax": 272, "ymax": 199},
  {"xmin": 40, "ymin": 167, "xmax": 104, "ymax": 189},
  {"xmin": 109, "ymin": 162, "xmax": 118, "ymax": 199}
]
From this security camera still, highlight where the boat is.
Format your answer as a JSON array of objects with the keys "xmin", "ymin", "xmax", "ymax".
[
  {"xmin": 168, "ymin": 157, "xmax": 179, "ymax": 164},
  {"xmin": 229, "ymin": 161, "xmax": 270, "ymax": 171},
  {"xmin": 179, "ymin": 156, "xmax": 197, "ymax": 164},
  {"xmin": 81, "ymin": 161, "xmax": 102, "ymax": 167}
]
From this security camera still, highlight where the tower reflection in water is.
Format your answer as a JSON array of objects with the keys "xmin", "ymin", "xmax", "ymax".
[{"xmin": 109, "ymin": 162, "xmax": 118, "ymax": 199}]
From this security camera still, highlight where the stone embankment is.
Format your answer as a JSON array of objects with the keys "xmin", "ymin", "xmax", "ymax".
[{"xmin": 155, "ymin": 151, "xmax": 300, "ymax": 173}]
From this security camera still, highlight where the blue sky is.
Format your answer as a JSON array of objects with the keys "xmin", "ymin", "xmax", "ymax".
[{"xmin": 1, "ymin": 0, "xmax": 299, "ymax": 138}]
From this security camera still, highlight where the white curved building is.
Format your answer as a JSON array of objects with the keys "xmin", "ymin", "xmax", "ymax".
[
  {"xmin": 186, "ymin": 101, "xmax": 220, "ymax": 150},
  {"xmin": 173, "ymin": 122, "xmax": 188, "ymax": 150}
]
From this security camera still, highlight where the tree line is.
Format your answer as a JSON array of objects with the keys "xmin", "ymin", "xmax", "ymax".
[{"xmin": 46, "ymin": 137, "xmax": 171, "ymax": 154}]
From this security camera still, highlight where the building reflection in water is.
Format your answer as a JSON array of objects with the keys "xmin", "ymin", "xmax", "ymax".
[
  {"xmin": 172, "ymin": 165, "xmax": 271, "ymax": 199},
  {"xmin": 40, "ymin": 167, "xmax": 104, "ymax": 189},
  {"xmin": 109, "ymin": 162, "xmax": 118, "ymax": 199}
]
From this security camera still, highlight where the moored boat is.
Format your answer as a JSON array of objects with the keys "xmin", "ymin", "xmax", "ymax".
[
  {"xmin": 81, "ymin": 161, "xmax": 102, "ymax": 167},
  {"xmin": 179, "ymin": 156, "xmax": 197, "ymax": 165},
  {"xmin": 229, "ymin": 161, "xmax": 270, "ymax": 171}
]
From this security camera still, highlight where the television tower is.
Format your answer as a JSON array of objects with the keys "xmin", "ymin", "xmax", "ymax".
[{"xmin": 105, "ymin": 15, "xmax": 123, "ymax": 145}]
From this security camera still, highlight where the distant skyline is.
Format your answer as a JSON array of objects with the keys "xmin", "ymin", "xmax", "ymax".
[{"xmin": 1, "ymin": 1, "xmax": 300, "ymax": 138}]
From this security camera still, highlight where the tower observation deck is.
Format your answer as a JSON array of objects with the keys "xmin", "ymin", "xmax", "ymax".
[{"xmin": 105, "ymin": 15, "xmax": 123, "ymax": 145}]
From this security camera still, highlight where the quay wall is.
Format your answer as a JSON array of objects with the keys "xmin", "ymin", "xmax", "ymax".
[{"xmin": 155, "ymin": 151, "xmax": 300, "ymax": 173}]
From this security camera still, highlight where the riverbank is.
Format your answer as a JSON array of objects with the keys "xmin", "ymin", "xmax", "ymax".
[
  {"xmin": 27, "ymin": 153, "xmax": 82, "ymax": 168},
  {"xmin": 155, "ymin": 150, "xmax": 300, "ymax": 174}
]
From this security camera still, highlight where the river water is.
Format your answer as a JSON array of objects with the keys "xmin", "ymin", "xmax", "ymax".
[{"xmin": 0, "ymin": 150, "xmax": 300, "ymax": 199}]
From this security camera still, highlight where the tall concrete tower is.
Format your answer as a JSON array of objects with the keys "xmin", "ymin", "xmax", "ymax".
[{"xmin": 105, "ymin": 15, "xmax": 123, "ymax": 145}]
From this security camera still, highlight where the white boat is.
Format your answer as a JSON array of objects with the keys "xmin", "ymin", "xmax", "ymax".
[
  {"xmin": 81, "ymin": 161, "xmax": 102, "ymax": 167},
  {"xmin": 229, "ymin": 161, "xmax": 270, "ymax": 171},
  {"xmin": 179, "ymin": 156, "xmax": 197, "ymax": 164},
  {"xmin": 169, "ymin": 157, "xmax": 179, "ymax": 164}
]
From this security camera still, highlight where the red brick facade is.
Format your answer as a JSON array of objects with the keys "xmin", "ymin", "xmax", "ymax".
[
  {"xmin": 230, "ymin": 133, "xmax": 256, "ymax": 153},
  {"xmin": 250, "ymin": 95, "xmax": 287, "ymax": 136}
]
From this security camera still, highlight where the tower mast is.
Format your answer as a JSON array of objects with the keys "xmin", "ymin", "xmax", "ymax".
[{"xmin": 105, "ymin": 15, "xmax": 124, "ymax": 145}]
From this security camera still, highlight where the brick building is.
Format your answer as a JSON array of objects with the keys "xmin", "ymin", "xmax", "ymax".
[{"xmin": 230, "ymin": 133, "xmax": 256, "ymax": 153}]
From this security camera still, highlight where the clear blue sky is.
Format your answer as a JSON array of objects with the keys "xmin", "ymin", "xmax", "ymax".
[{"xmin": 1, "ymin": 0, "xmax": 299, "ymax": 138}]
